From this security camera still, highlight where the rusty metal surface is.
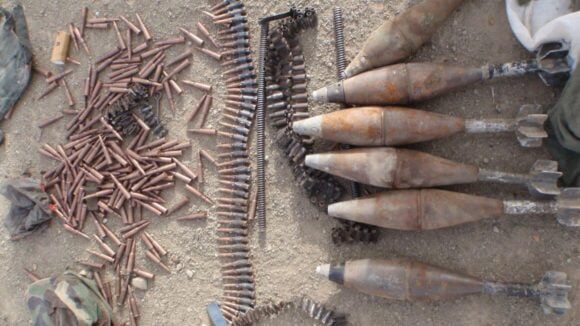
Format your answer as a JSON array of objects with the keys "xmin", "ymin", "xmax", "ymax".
[
  {"xmin": 306, "ymin": 147, "xmax": 479, "ymax": 188},
  {"xmin": 310, "ymin": 106, "xmax": 466, "ymax": 146},
  {"xmin": 328, "ymin": 189, "xmax": 505, "ymax": 230},
  {"xmin": 342, "ymin": 63, "xmax": 483, "ymax": 105},
  {"xmin": 343, "ymin": 259, "xmax": 484, "ymax": 301},
  {"xmin": 344, "ymin": 0, "xmax": 466, "ymax": 77}
]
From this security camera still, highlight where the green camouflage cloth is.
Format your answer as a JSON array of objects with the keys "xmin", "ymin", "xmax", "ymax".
[
  {"xmin": 547, "ymin": 66, "xmax": 580, "ymax": 186},
  {"xmin": 26, "ymin": 271, "xmax": 114, "ymax": 326}
]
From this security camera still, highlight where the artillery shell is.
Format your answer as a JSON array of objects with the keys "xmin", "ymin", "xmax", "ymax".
[
  {"xmin": 306, "ymin": 148, "xmax": 479, "ymax": 189},
  {"xmin": 317, "ymin": 258, "xmax": 485, "ymax": 301},
  {"xmin": 328, "ymin": 189, "xmax": 504, "ymax": 231},
  {"xmin": 314, "ymin": 63, "xmax": 484, "ymax": 105},
  {"xmin": 344, "ymin": 0, "xmax": 465, "ymax": 78},
  {"xmin": 292, "ymin": 106, "xmax": 465, "ymax": 146}
]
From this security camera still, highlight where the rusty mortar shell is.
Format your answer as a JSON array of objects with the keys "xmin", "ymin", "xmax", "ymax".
[
  {"xmin": 328, "ymin": 188, "xmax": 580, "ymax": 230},
  {"xmin": 295, "ymin": 105, "xmax": 548, "ymax": 148},
  {"xmin": 345, "ymin": 0, "xmax": 464, "ymax": 77},
  {"xmin": 316, "ymin": 61, "xmax": 542, "ymax": 105},
  {"xmin": 176, "ymin": 212, "xmax": 208, "ymax": 221},
  {"xmin": 317, "ymin": 258, "xmax": 571, "ymax": 315},
  {"xmin": 306, "ymin": 148, "xmax": 562, "ymax": 196},
  {"xmin": 293, "ymin": 106, "xmax": 465, "ymax": 146}
]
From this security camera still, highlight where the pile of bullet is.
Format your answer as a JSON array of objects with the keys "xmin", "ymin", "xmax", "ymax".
[
  {"xmin": 34, "ymin": 6, "xmax": 232, "ymax": 325},
  {"xmin": 290, "ymin": 0, "xmax": 575, "ymax": 314},
  {"xmin": 206, "ymin": 0, "xmax": 259, "ymax": 321}
]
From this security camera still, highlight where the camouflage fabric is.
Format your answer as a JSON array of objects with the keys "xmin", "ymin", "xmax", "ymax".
[
  {"xmin": 547, "ymin": 66, "xmax": 580, "ymax": 186},
  {"xmin": 2, "ymin": 178, "xmax": 52, "ymax": 240},
  {"xmin": 26, "ymin": 271, "xmax": 114, "ymax": 326},
  {"xmin": 0, "ymin": 1, "xmax": 32, "ymax": 120}
]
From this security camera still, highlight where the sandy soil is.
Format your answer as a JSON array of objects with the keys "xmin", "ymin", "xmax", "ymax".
[{"xmin": 0, "ymin": 0, "xmax": 578, "ymax": 325}]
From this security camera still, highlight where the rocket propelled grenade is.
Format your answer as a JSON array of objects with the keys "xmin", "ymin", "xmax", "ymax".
[
  {"xmin": 344, "ymin": 0, "xmax": 466, "ymax": 78},
  {"xmin": 327, "ymin": 188, "xmax": 580, "ymax": 230},
  {"xmin": 314, "ymin": 60, "xmax": 568, "ymax": 106},
  {"xmin": 316, "ymin": 258, "xmax": 571, "ymax": 315},
  {"xmin": 292, "ymin": 105, "xmax": 547, "ymax": 147},
  {"xmin": 305, "ymin": 148, "xmax": 561, "ymax": 196}
]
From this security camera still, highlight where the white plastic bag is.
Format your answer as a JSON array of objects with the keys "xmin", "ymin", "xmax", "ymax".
[{"xmin": 506, "ymin": 0, "xmax": 580, "ymax": 69}]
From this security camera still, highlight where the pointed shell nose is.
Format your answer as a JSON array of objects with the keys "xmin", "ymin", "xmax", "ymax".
[{"xmin": 292, "ymin": 115, "xmax": 323, "ymax": 137}]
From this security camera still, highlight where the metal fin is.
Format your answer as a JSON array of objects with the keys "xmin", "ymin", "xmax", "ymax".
[
  {"xmin": 538, "ymin": 271, "xmax": 572, "ymax": 315},
  {"xmin": 556, "ymin": 188, "xmax": 580, "ymax": 227},
  {"xmin": 516, "ymin": 104, "xmax": 548, "ymax": 147},
  {"xmin": 527, "ymin": 160, "xmax": 562, "ymax": 196}
]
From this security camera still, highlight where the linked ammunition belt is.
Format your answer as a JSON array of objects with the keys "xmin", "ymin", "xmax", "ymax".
[
  {"xmin": 265, "ymin": 8, "xmax": 344, "ymax": 210},
  {"xmin": 265, "ymin": 7, "xmax": 379, "ymax": 244},
  {"xmin": 230, "ymin": 296, "xmax": 346, "ymax": 326},
  {"xmin": 212, "ymin": 0, "xmax": 257, "ymax": 321}
]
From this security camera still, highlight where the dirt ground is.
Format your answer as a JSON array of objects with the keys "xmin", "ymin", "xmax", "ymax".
[{"xmin": 0, "ymin": 0, "xmax": 578, "ymax": 325}]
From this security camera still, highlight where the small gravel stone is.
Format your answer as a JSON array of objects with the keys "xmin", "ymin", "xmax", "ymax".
[
  {"xmin": 186, "ymin": 270, "xmax": 194, "ymax": 279},
  {"xmin": 131, "ymin": 277, "xmax": 148, "ymax": 290}
]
